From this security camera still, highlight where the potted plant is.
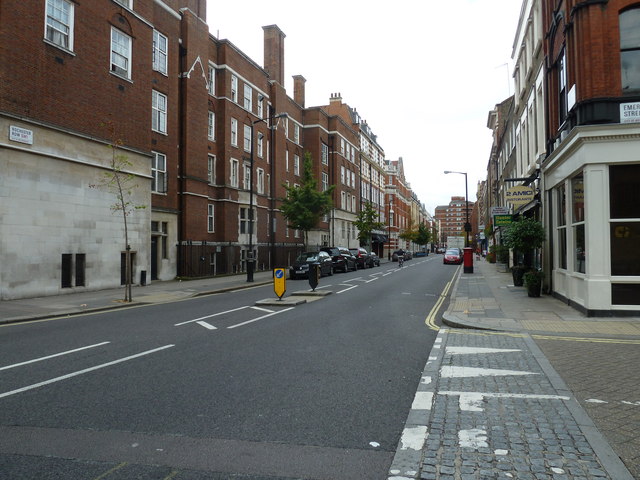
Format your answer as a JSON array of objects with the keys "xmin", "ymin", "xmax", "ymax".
[
  {"xmin": 524, "ymin": 270, "xmax": 544, "ymax": 297},
  {"xmin": 503, "ymin": 217, "xmax": 545, "ymax": 269}
]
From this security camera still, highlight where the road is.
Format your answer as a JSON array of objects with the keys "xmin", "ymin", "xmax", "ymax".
[{"xmin": 0, "ymin": 256, "xmax": 456, "ymax": 480}]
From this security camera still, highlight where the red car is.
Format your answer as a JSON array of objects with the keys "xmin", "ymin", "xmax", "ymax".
[{"xmin": 443, "ymin": 248, "xmax": 463, "ymax": 265}]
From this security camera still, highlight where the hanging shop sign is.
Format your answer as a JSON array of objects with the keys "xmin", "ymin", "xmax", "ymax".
[
  {"xmin": 494, "ymin": 215, "xmax": 513, "ymax": 227},
  {"xmin": 506, "ymin": 186, "xmax": 535, "ymax": 207}
]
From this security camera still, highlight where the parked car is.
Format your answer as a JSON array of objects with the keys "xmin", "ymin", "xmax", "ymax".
[
  {"xmin": 436, "ymin": 247, "xmax": 446, "ymax": 254},
  {"xmin": 320, "ymin": 246, "xmax": 356, "ymax": 273},
  {"xmin": 338, "ymin": 247, "xmax": 358, "ymax": 272},
  {"xmin": 370, "ymin": 252, "xmax": 381, "ymax": 266},
  {"xmin": 443, "ymin": 248, "xmax": 463, "ymax": 265},
  {"xmin": 289, "ymin": 251, "xmax": 333, "ymax": 279},
  {"xmin": 349, "ymin": 247, "xmax": 373, "ymax": 268},
  {"xmin": 414, "ymin": 250, "xmax": 428, "ymax": 257}
]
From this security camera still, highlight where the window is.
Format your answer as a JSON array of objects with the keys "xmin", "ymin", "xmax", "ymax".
[
  {"xmin": 351, "ymin": 171, "xmax": 355, "ymax": 188},
  {"xmin": 207, "ymin": 204, "xmax": 215, "ymax": 232},
  {"xmin": 257, "ymin": 133, "xmax": 264, "ymax": 157},
  {"xmin": 152, "ymin": 90, "xmax": 167, "ymax": 134},
  {"xmin": 208, "ymin": 111, "xmax": 215, "ymax": 140},
  {"xmin": 231, "ymin": 75, "xmax": 238, "ymax": 103},
  {"xmin": 341, "ymin": 191, "xmax": 346, "ymax": 209},
  {"xmin": 61, "ymin": 253, "xmax": 85, "ymax": 288},
  {"xmin": 558, "ymin": 50, "xmax": 567, "ymax": 124},
  {"xmin": 152, "ymin": 152, "xmax": 167, "ymax": 193},
  {"xmin": 620, "ymin": 8, "xmax": 640, "ymax": 92},
  {"xmin": 244, "ymin": 84, "xmax": 253, "ymax": 111},
  {"xmin": 321, "ymin": 143, "xmax": 329, "ymax": 165},
  {"xmin": 610, "ymin": 164, "xmax": 640, "ymax": 276},
  {"xmin": 45, "ymin": 0, "xmax": 73, "ymax": 50},
  {"xmin": 257, "ymin": 97, "xmax": 264, "ymax": 118},
  {"xmin": 240, "ymin": 207, "xmax": 255, "ymax": 234},
  {"xmin": 322, "ymin": 172, "xmax": 329, "ymax": 191},
  {"xmin": 207, "ymin": 154, "xmax": 215, "ymax": 184},
  {"xmin": 285, "ymin": 151, "xmax": 289, "ymax": 172},
  {"xmin": 208, "ymin": 65, "xmax": 215, "ymax": 96},
  {"xmin": 294, "ymin": 154, "xmax": 300, "ymax": 176},
  {"xmin": 341, "ymin": 166, "xmax": 345, "ymax": 184},
  {"xmin": 257, "ymin": 168, "xmax": 264, "ymax": 194},
  {"xmin": 294, "ymin": 124, "xmax": 300, "ymax": 144},
  {"xmin": 230, "ymin": 118, "xmax": 238, "ymax": 146},
  {"xmin": 111, "ymin": 27, "xmax": 132, "ymax": 79},
  {"xmin": 571, "ymin": 173, "xmax": 585, "ymax": 274},
  {"xmin": 244, "ymin": 124, "xmax": 251, "ymax": 152},
  {"xmin": 152, "ymin": 30, "xmax": 168, "ymax": 75},
  {"xmin": 243, "ymin": 163, "xmax": 251, "ymax": 190},
  {"xmin": 230, "ymin": 158, "xmax": 239, "ymax": 187}
]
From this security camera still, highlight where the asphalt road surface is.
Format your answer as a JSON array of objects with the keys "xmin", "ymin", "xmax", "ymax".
[{"xmin": 0, "ymin": 256, "xmax": 456, "ymax": 480}]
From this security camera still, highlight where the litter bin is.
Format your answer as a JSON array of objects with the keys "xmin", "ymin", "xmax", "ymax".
[{"xmin": 463, "ymin": 247, "xmax": 474, "ymax": 274}]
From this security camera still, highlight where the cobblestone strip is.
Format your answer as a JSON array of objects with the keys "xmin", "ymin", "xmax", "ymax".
[
  {"xmin": 415, "ymin": 330, "xmax": 634, "ymax": 480},
  {"xmin": 387, "ymin": 329, "xmax": 449, "ymax": 479}
]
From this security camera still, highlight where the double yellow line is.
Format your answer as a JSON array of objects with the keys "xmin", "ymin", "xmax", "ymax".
[{"xmin": 425, "ymin": 278, "xmax": 455, "ymax": 331}]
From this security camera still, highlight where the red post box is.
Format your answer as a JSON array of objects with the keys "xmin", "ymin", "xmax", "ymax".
[{"xmin": 463, "ymin": 247, "xmax": 474, "ymax": 274}]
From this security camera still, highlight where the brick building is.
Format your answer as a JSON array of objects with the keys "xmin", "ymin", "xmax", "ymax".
[
  {"xmin": 541, "ymin": 0, "xmax": 640, "ymax": 314},
  {"xmin": 434, "ymin": 196, "xmax": 475, "ymax": 247},
  {"xmin": 1, "ymin": 0, "xmax": 430, "ymax": 300}
]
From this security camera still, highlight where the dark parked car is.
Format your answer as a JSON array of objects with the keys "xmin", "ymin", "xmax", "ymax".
[
  {"xmin": 349, "ymin": 247, "xmax": 373, "ymax": 268},
  {"xmin": 370, "ymin": 252, "xmax": 381, "ymax": 266},
  {"xmin": 320, "ymin": 246, "xmax": 356, "ymax": 273},
  {"xmin": 289, "ymin": 251, "xmax": 333, "ymax": 279},
  {"xmin": 414, "ymin": 250, "xmax": 428, "ymax": 257},
  {"xmin": 443, "ymin": 248, "xmax": 463, "ymax": 265},
  {"xmin": 338, "ymin": 247, "xmax": 358, "ymax": 272}
]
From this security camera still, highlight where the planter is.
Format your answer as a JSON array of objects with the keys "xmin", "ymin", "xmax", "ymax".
[
  {"xmin": 524, "ymin": 270, "xmax": 544, "ymax": 297},
  {"xmin": 511, "ymin": 266, "xmax": 526, "ymax": 287}
]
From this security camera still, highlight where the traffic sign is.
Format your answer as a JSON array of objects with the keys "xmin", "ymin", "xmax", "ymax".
[{"xmin": 273, "ymin": 268, "xmax": 286, "ymax": 299}]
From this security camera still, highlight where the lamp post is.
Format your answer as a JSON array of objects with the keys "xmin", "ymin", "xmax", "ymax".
[
  {"xmin": 444, "ymin": 170, "xmax": 470, "ymax": 247},
  {"xmin": 387, "ymin": 200, "xmax": 394, "ymax": 260},
  {"xmin": 247, "ymin": 111, "xmax": 287, "ymax": 282}
]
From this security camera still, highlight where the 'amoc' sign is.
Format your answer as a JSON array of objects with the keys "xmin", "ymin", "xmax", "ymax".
[{"xmin": 506, "ymin": 186, "xmax": 535, "ymax": 207}]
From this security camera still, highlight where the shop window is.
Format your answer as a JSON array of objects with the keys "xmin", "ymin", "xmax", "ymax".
[
  {"xmin": 571, "ymin": 174, "xmax": 585, "ymax": 274},
  {"xmin": 610, "ymin": 164, "xmax": 640, "ymax": 276},
  {"xmin": 556, "ymin": 184, "xmax": 567, "ymax": 270},
  {"xmin": 612, "ymin": 284, "xmax": 640, "ymax": 305}
]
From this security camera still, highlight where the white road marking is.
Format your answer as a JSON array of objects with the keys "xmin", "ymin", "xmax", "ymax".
[
  {"xmin": 174, "ymin": 306, "xmax": 249, "ymax": 326},
  {"xmin": 585, "ymin": 398, "xmax": 608, "ymax": 404},
  {"xmin": 399, "ymin": 426, "xmax": 428, "ymax": 451},
  {"xmin": 440, "ymin": 366, "xmax": 538, "ymax": 378},
  {"xmin": 251, "ymin": 306, "xmax": 274, "ymax": 313},
  {"xmin": 336, "ymin": 285, "xmax": 358, "ymax": 294},
  {"xmin": 0, "ymin": 342, "xmax": 111, "ymax": 371},
  {"xmin": 459, "ymin": 429, "xmax": 488, "ymax": 449},
  {"xmin": 227, "ymin": 307, "xmax": 294, "ymax": 329},
  {"xmin": 0, "ymin": 345, "xmax": 175, "ymax": 399},
  {"xmin": 411, "ymin": 392, "xmax": 434, "ymax": 410},
  {"xmin": 439, "ymin": 391, "xmax": 570, "ymax": 412},
  {"xmin": 446, "ymin": 347, "xmax": 521, "ymax": 355},
  {"xmin": 196, "ymin": 321, "xmax": 217, "ymax": 330}
]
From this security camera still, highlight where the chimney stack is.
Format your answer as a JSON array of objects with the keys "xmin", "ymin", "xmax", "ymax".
[
  {"xmin": 263, "ymin": 25, "xmax": 285, "ymax": 85},
  {"xmin": 293, "ymin": 75, "xmax": 306, "ymax": 107}
]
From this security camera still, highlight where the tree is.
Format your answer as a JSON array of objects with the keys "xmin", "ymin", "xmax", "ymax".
[
  {"xmin": 502, "ymin": 216, "xmax": 545, "ymax": 268},
  {"xmin": 415, "ymin": 223, "xmax": 431, "ymax": 248},
  {"xmin": 90, "ymin": 122, "xmax": 146, "ymax": 302},
  {"xmin": 353, "ymin": 202, "xmax": 385, "ymax": 249},
  {"xmin": 280, "ymin": 152, "xmax": 334, "ymax": 250}
]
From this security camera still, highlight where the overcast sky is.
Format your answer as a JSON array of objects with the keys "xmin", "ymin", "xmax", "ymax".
[{"xmin": 206, "ymin": 0, "xmax": 524, "ymax": 215}]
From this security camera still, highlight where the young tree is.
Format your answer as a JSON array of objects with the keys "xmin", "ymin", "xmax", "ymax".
[
  {"xmin": 415, "ymin": 223, "xmax": 431, "ymax": 248},
  {"xmin": 280, "ymin": 152, "xmax": 334, "ymax": 250},
  {"xmin": 353, "ymin": 201, "xmax": 385, "ymax": 249},
  {"xmin": 90, "ymin": 122, "xmax": 146, "ymax": 302}
]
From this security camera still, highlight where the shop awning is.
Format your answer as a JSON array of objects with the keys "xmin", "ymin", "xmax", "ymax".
[{"xmin": 372, "ymin": 234, "xmax": 388, "ymax": 243}]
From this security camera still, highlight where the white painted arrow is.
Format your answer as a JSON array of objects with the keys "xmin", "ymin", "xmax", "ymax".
[{"xmin": 440, "ymin": 366, "xmax": 539, "ymax": 378}]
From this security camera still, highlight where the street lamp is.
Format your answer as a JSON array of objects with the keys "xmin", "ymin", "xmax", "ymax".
[
  {"xmin": 444, "ymin": 170, "xmax": 470, "ymax": 247},
  {"xmin": 387, "ymin": 200, "xmax": 394, "ymax": 260},
  {"xmin": 247, "ymin": 111, "xmax": 288, "ymax": 282}
]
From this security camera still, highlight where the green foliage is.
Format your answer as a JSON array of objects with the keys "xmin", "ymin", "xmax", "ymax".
[
  {"xmin": 490, "ymin": 244, "xmax": 509, "ymax": 263},
  {"xmin": 354, "ymin": 202, "xmax": 385, "ymax": 244},
  {"xmin": 524, "ymin": 269, "xmax": 544, "ymax": 287},
  {"xmin": 415, "ymin": 223, "xmax": 431, "ymax": 246},
  {"xmin": 280, "ymin": 152, "xmax": 334, "ymax": 247},
  {"xmin": 503, "ymin": 217, "xmax": 545, "ymax": 252}
]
